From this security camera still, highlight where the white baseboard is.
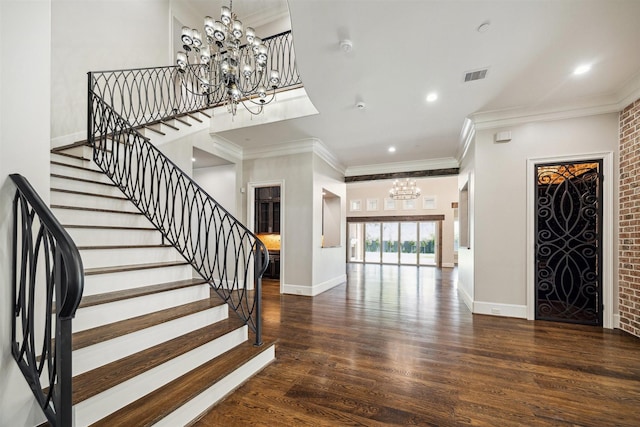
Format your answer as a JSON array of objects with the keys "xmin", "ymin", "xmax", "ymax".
[
  {"xmin": 442, "ymin": 262, "xmax": 455, "ymax": 268},
  {"xmin": 282, "ymin": 274, "xmax": 346, "ymax": 297},
  {"xmin": 474, "ymin": 301, "xmax": 527, "ymax": 319},
  {"xmin": 51, "ymin": 130, "xmax": 86, "ymax": 149},
  {"xmin": 613, "ymin": 314, "xmax": 620, "ymax": 329},
  {"xmin": 457, "ymin": 286, "xmax": 473, "ymax": 312}
]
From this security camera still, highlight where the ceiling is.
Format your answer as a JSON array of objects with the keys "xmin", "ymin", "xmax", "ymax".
[{"xmin": 189, "ymin": 0, "xmax": 640, "ymax": 172}]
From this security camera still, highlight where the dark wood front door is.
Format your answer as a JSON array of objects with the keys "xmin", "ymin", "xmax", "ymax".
[{"xmin": 535, "ymin": 160, "xmax": 603, "ymax": 326}]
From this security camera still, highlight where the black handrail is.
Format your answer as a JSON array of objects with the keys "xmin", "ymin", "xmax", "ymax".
[
  {"xmin": 10, "ymin": 174, "xmax": 84, "ymax": 427},
  {"xmin": 88, "ymin": 82, "xmax": 269, "ymax": 346}
]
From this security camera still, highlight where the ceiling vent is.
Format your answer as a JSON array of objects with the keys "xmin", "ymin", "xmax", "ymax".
[{"xmin": 464, "ymin": 68, "xmax": 488, "ymax": 82}]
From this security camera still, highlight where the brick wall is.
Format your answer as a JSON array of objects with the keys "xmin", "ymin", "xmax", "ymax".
[{"xmin": 619, "ymin": 98, "xmax": 640, "ymax": 337}]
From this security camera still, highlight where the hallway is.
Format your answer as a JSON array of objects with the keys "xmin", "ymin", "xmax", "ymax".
[{"xmin": 195, "ymin": 264, "xmax": 640, "ymax": 426}]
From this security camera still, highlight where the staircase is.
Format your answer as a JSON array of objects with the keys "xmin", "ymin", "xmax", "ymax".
[{"xmin": 48, "ymin": 145, "xmax": 274, "ymax": 426}]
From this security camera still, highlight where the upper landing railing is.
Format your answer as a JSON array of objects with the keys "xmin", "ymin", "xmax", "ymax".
[{"xmin": 89, "ymin": 30, "xmax": 301, "ymax": 128}]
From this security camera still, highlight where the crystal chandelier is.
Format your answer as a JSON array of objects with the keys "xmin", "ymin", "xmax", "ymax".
[
  {"xmin": 389, "ymin": 179, "xmax": 421, "ymax": 200},
  {"xmin": 176, "ymin": 0, "xmax": 280, "ymax": 116}
]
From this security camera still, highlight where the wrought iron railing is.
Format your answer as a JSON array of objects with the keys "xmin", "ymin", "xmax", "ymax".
[
  {"xmin": 10, "ymin": 174, "xmax": 84, "ymax": 426},
  {"xmin": 88, "ymin": 82, "xmax": 269, "ymax": 346},
  {"xmin": 89, "ymin": 30, "xmax": 301, "ymax": 128}
]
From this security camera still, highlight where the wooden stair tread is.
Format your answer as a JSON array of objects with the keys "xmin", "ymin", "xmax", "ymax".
[
  {"xmin": 52, "ymin": 205, "xmax": 141, "ymax": 215},
  {"xmin": 72, "ymin": 318, "xmax": 245, "ymax": 404},
  {"xmin": 78, "ymin": 278, "xmax": 207, "ymax": 309},
  {"xmin": 143, "ymin": 125, "xmax": 166, "ymax": 136},
  {"xmin": 91, "ymin": 340, "xmax": 275, "ymax": 427},
  {"xmin": 50, "ymin": 140, "xmax": 90, "ymax": 152},
  {"xmin": 50, "ymin": 151, "xmax": 90, "ymax": 162},
  {"xmin": 84, "ymin": 261, "xmax": 188, "ymax": 276},
  {"xmin": 72, "ymin": 298, "xmax": 226, "ymax": 351},
  {"xmin": 51, "ymin": 173, "xmax": 115, "ymax": 187},
  {"xmin": 51, "ymin": 187, "xmax": 127, "ymax": 200}
]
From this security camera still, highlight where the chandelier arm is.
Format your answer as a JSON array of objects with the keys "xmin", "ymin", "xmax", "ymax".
[{"xmin": 238, "ymin": 100, "xmax": 265, "ymax": 115}]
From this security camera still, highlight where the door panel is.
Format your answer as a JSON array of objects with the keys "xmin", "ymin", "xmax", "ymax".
[{"xmin": 535, "ymin": 160, "xmax": 603, "ymax": 326}]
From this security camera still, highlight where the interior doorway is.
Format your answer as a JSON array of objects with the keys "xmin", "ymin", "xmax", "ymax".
[
  {"xmin": 534, "ymin": 160, "xmax": 603, "ymax": 326},
  {"xmin": 248, "ymin": 181, "xmax": 285, "ymax": 293}
]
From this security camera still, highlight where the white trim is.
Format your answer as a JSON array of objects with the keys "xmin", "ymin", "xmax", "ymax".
[
  {"xmin": 457, "ymin": 285, "xmax": 473, "ymax": 312},
  {"xmin": 613, "ymin": 314, "xmax": 620, "ymax": 329},
  {"xmin": 208, "ymin": 134, "xmax": 244, "ymax": 161},
  {"xmin": 526, "ymin": 152, "xmax": 614, "ymax": 328},
  {"xmin": 474, "ymin": 301, "xmax": 527, "ymax": 319},
  {"xmin": 244, "ymin": 138, "xmax": 346, "ymax": 175},
  {"xmin": 457, "ymin": 118, "xmax": 475, "ymax": 162},
  {"xmin": 442, "ymin": 262, "xmax": 455, "ymax": 268},
  {"xmin": 283, "ymin": 274, "xmax": 346, "ymax": 296},
  {"xmin": 247, "ymin": 179, "xmax": 286, "ymax": 293},
  {"xmin": 473, "ymin": 102, "xmax": 621, "ymax": 131},
  {"xmin": 345, "ymin": 157, "xmax": 459, "ymax": 177}
]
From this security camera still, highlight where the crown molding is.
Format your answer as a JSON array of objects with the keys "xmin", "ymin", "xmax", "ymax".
[
  {"xmin": 471, "ymin": 72, "xmax": 640, "ymax": 130},
  {"xmin": 209, "ymin": 134, "xmax": 244, "ymax": 161},
  {"xmin": 243, "ymin": 137, "xmax": 346, "ymax": 174},
  {"xmin": 344, "ymin": 158, "xmax": 459, "ymax": 178}
]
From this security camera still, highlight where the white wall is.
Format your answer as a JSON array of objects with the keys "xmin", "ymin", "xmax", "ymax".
[
  {"xmin": 0, "ymin": 1, "xmax": 51, "ymax": 425},
  {"xmin": 346, "ymin": 175, "xmax": 458, "ymax": 267},
  {"xmin": 51, "ymin": 0, "xmax": 171, "ymax": 146},
  {"xmin": 457, "ymin": 140, "xmax": 475, "ymax": 311},
  {"xmin": 194, "ymin": 164, "xmax": 236, "ymax": 215},
  {"xmin": 312, "ymin": 154, "xmax": 347, "ymax": 295},
  {"xmin": 243, "ymin": 152, "xmax": 313, "ymax": 292},
  {"xmin": 469, "ymin": 113, "xmax": 619, "ymax": 318}
]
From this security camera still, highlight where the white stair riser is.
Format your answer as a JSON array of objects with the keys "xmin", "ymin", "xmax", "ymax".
[
  {"xmin": 53, "ymin": 208, "xmax": 150, "ymax": 228},
  {"xmin": 51, "ymin": 191, "xmax": 139, "ymax": 213},
  {"xmin": 73, "ymin": 284, "xmax": 210, "ymax": 333},
  {"xmin": 50, "ymin": 154, "xmax": 90, "ymax": 169},
  {"xmin": 72, "ymin": 305, "xmax": 230, "ymax": 377},
  {"xmin": 51, "ymin": 163, "xmax": 112, "ymax": 184},
  {"xmin": 83, "ymin": 264, "xmax": 193, "ymax": 295},
  {"xmin": 79, "ymin": 246, "xmax": 182, "ymax": 269},
  {"xmin": 73, "ymin": 326, "xmax": 248, "ymax": 426},
  {"xmin": 50, "ymin": 176, "xmax": 121, "ymax": 197},
  {"xmin": 66, "ymin": 227, "xmax": 162, "ymax": 246},
  {"xmin": 155, "ymin": 344, "xmax": 275, "ymax": 427}
]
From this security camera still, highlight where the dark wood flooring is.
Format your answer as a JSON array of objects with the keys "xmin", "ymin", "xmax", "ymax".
[{"xmin": 194, "ymin": 264, "xmax": 640, "ymax": 426}]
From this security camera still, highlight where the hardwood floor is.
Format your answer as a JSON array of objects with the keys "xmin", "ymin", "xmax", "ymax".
[{"xmin": 194, "ymin": 264, "xmax": 640, "ymax": 426}]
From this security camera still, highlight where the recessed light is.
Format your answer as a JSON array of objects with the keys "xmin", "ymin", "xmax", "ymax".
[
  {"xmin": 426, "ymin": 93, "xmax": 438, "ymax": 102},
  {"xmin": 191, "ymin": 157, "xmax": 196, "ymax": 162},
  {"xmin": 573, "ymin": 64, "xmax": 591, "ymax": 76},
  {"xmin": 388, "ymin": 146, "xmax": 396, "ymax": 153},
  {"xmin": 477, "ymin": 21, "xmax": 491, "ymax": 33}
]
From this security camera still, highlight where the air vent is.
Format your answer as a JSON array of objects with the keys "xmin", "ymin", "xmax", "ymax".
[{"xmin": 464, "ymin": 68, "xmax": 488, "ymax": 82}]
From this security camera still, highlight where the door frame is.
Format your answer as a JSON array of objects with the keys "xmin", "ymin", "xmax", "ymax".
[
  {"xmin": 248, "ymin": 180, "xmax": 285, "ymax": 294},
  {"xmin": 526, "ymin": 152, "xmax": 614, "ymax": 328}
]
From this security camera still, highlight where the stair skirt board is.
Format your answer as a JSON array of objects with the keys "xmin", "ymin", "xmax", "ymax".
[
  {"xmin": 72, "ymin": 305, "xmax": 230, "ymax": 376},
  {"xmin": 156, "ymin": 344, "xmax": 276, "ymax": 427},
  {"xmin": 73, "ymin": 327, "xmax": 248, "ymax": 426},
  {"xmin": 72, "ymin": 284, "xmax": 211, "ymax": 333},
  {"xmin": 83, "ymin": 265, "xmax": 193, "ymax": 295}
]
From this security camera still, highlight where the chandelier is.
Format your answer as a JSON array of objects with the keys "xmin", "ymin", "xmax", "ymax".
[
  {"xmin": 389, "ymin": 178, "xmax": 421, "ymax": 200},
  {"xmin": 176, "ymin": 0, "xmax": 280, "ymax": 116}
]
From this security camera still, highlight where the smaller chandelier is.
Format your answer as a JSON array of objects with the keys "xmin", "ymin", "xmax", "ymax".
[
  {"xmin": 176, "ymin": 0, "xmax": 280, "ymax": 116},
  {"xmin": 389, "ymin": 178, "xmax": 421, "ymax": 200}
]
